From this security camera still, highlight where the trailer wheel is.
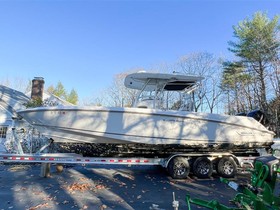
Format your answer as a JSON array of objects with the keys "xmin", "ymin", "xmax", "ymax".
[
  {"xmin": 167, "ymin": 157, "xmax": 190, "ymax": 179},
  {"xmin": 217, "ymin": 157, "xmax": 237, "ymax": 178},
  {"xmin": 192, "ymin": 157, "xmax": 213, "ymax": 178}
]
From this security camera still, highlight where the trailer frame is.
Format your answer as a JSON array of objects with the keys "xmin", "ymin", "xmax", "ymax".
[{"xmin": 0, "ymin": 150, "xmax": 258, "ymax": 178}]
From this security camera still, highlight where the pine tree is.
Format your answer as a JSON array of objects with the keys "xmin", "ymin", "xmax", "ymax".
[
  {"xmin": 67, "ymin": 89, "xmax": 78, "ymax": 105},
  {"xmin": 53, "ymin": 81, "xmax": 67, "ymax": 100},
  {"xmin": 228, "ymin": 12, "xmax": 280, "ymax": 112}
]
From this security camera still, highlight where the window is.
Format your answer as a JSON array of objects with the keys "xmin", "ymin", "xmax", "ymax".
[{"xmin": 0, "ymin": 127, "xmax": 8, "ymax": 138}]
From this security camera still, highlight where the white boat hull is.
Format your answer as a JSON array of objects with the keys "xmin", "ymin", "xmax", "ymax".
[{"xmin": 17, "ymin": 106, "xmax": 274, "ymax": 150}]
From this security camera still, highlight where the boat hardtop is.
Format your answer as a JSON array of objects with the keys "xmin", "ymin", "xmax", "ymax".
[{"xmin": 124, "ymin": 72, "xmax": 204, "ymax": 91}]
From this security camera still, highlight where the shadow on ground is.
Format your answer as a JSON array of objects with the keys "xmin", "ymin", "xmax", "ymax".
[{"xmin": 0, "ymin": 163, "xmax": 248, "ymax": 210}]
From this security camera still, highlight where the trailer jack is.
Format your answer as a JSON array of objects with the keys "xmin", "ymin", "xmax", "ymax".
[{"xmin": 186, "ymin": 155, "xmax": 280, "ymax": 210}]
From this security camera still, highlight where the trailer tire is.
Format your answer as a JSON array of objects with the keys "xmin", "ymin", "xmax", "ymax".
[
  {"xmin": 193, "ymin": 157, "xmax": 213, "ymax": 178},
  {"xmin": 217, "ymin": 157, "xmax": 237, "ymax": 178},
  {"xmin": 167, "ymin": 157, "xmax": 190, "ymax": 179}
]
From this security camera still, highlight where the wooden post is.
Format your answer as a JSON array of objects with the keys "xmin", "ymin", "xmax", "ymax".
[{"xmin": 40, "ymin": 163, "xmax": 51, "ymax": 178}]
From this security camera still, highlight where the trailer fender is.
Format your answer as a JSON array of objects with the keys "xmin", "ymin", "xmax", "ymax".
[{"xmin": 164, "ymin": 154, "xmax": 191, "ymax": 168}]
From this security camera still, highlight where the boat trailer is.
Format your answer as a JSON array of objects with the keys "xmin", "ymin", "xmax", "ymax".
[{"xmin": 186, "ymin": 155, "xmax": 280, "ymax": 210}]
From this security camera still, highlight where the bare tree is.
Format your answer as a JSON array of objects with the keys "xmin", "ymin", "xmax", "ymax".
[
  {"xmin": 0, "ymin": 77, "xmax": 31, "ymax": 94},
  {"xmin": 269, "ymin": 55, "xmax": 280, "ymax": 99},
  {"xmin": 98, "ymin": 70, "xmax": 142, "ymax": 107},
  {"xmin": 205, "ymin": 72, "xmax": 223, "ymax": 113},
  {"xmin": 176, "ymin": 52, "xmax": 222, "ymax": 113}
]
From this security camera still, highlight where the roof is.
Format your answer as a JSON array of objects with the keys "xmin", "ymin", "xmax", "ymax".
[
  {"xmin": 25, "ymin": 90, "xmax": 74, "ymax": 106},
  {"xmin": 0, "ymin": 85, "xmax": 30, "ymax": 105},
  {"xmin": 0, "ymin": 85, "xmax": 30, "ymax": 114},
  {"xmin": 0, "ymin": 85, "xmax": 73, "ymax": 120}
]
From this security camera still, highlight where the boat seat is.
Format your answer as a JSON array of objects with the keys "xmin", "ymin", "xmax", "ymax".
[{"xmin": 136, "ymin": 99, "xmax": 154, "ymax": 109}]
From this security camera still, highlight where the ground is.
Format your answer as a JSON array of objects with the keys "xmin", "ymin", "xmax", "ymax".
[{"xmin": 0, "ymin": 163, "xmax": 249, "ymax": 210}]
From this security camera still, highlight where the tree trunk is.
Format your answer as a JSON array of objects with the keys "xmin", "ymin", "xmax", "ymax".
[{"xmin": 259, "ymin": 61, "xmax": 268, "ymax": 112}]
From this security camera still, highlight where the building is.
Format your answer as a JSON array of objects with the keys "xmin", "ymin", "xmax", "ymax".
[
  {"xmin": 0, "ymin": 85, "xmax": 29, "ymax": 151},
  {"xmin": 0, "ymin": 77, "xmax": 73, "ymax": 152}
]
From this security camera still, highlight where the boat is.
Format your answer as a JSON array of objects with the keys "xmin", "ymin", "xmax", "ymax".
[{"xmin": 16, "ymin": 72, "xmax": 275, "ymax": 156}]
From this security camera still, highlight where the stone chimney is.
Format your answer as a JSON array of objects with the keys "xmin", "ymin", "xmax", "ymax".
[{"xmin": 31, "ymin": 77, "xmax": 45, "ymax": 101}]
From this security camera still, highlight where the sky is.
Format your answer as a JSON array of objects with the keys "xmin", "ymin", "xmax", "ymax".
[{"xmin": 0, "ymin": 0, "xmax": 279, "ymax": 103}]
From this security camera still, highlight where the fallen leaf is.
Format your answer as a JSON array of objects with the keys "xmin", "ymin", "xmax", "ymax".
[
  {"xmin": 99, "ymin": 204, "xmax": 107, "ymax": 210},
  {"xmin": 67, "ymin": 183, "xmax": 91, "ymax": 192},
  {"xmin": 62, "ymin": 200, "xmax": 69, "ymax": 204},
  {"xmin": 28, "ymin": 202, "xmax": 49, "ymax": 210},
  {"xmin": 95, "ymin": 184, "xmax": 105, "ymax": 190}
]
